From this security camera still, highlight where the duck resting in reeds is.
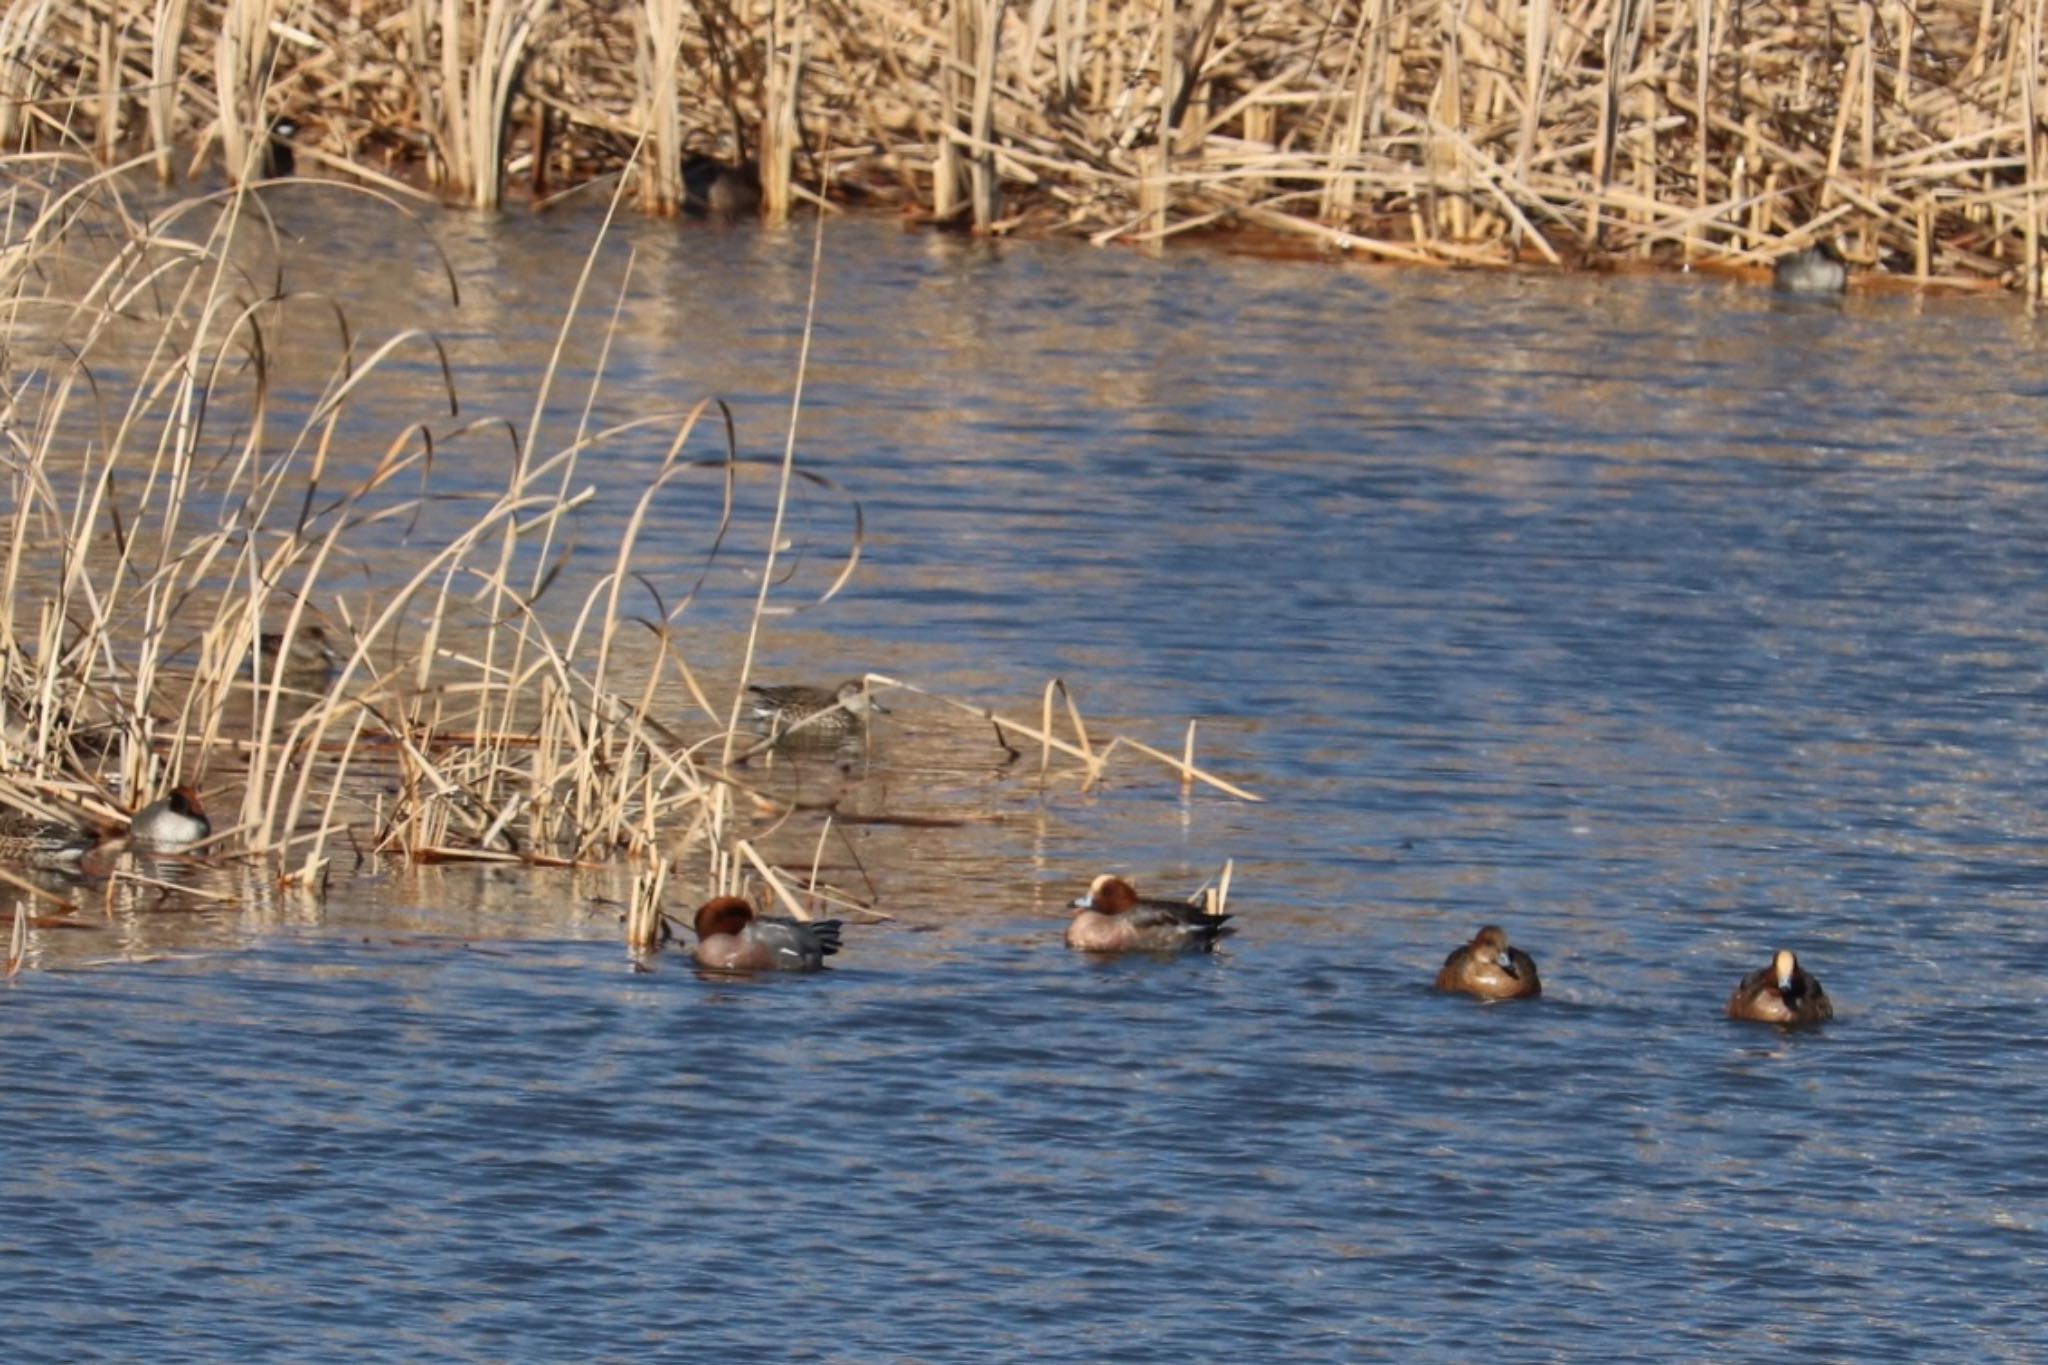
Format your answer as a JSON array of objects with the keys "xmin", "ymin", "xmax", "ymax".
[
  {"xmin": 1772, "ymin": 240, "xmax": 1848, "ymax": 295},
  {"xmin": 251, "ymin": 625, "xmax": 341, "ymax": 688},
  {"xmin": 0, "ymin": 806, "xmax": 97, "ymax": 868},
  {"xmin": 1066, "ymin": 874, "xmax": 1233, "ymax": 953},
  {"xmin": 129, "ymin": 787, "xmax": 211, "ymax": 851},
  {"xmin": 683, "ymin": 154, "xmax": 762, "ymax": 221},
  {"xmin": 263, "ymin": 117, "xmax": 298, "ymax": 178}
]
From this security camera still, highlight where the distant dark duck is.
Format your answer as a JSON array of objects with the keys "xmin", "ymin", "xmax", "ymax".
[
  {"xmin": 263, "ymin": 117, "xmax": 298, "ymax": 178},
  {"xmin": 1065, "ymin": 874, "xmax": 1232, "ymax": 953},
  {"xmin": 0, "ymin": 807, "xmax": 96, "ymax": 867},
  {"xmin": 691, "ymin": 896, "xmax": 843, "ymax": 971},
  {"xmin": 746, "ymin": 679, "xmax": 886, "ymax": 745},
  {"xmin": 1726, "ymin": 947, "xmax": 1833, "ymax": 1026},
  {"xmin": 1435, "ymin": 925, "xmax": 1541, "ymax": 1000},
  {"xmin": 129, "ymin": 786, "xmax": 211, "ymax": 850},
  {"xmin": 1772, "ymin": 241, "xmax": 1847, "ymax": 295},
  {"xmin": 252, "ymin": 624, "xmax": 340, "ymax": 687},
  {"xmin": 683, "ymin": 154, "xmax": 762, "ymax": 221}
]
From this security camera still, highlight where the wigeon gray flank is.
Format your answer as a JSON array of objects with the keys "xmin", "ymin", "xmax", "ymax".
[
  {"xmin": 1065, "ymin": 874, "xmax": 1232, "ymax": 953},
  {"xmin": 1435, "ymin": 925, "xmax": 1541, "ymax": 1000},
  {"xmin": 691, "ymin": 897, "xmax": 844, "ymax": 972},
  {"xmin": 129, "ymin": 786, "xmax": 211, "ymax": 850},
  {"xmin": 1726, "ymin": 947, "xmax": 1833, "ymax": 1026}
]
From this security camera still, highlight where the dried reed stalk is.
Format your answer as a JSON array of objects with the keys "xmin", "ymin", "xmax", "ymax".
[
  {"xmin": 634, "ymin": 0, "xmax": 685, "ymax": 213},
  {"xmin": 8, "ymin": 0, "xmax": 2048, "ymax": 283},
  {"xmin": 213, "ymin": 0, "xmax": 278, "ymax": 181},
  {"xmin": 758, "ymin": 0, "xmax": 803, "ymax": 223},
  {"xmin": 627, "ymin": 851, "xmax": 667, "ymax": 950}
]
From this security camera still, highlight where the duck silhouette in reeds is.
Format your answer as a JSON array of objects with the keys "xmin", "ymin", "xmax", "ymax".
[
  {"xmin": 263, "ymin": 117, "xmax": 299, "ymax": 178},
  {"xmin": 1773, "ymin": 240, "xmax": 1848, "ymax": 295},
  {"xmin": 683, "ymin": 154, "xmax": 762, "ymax": 221},
  {"xmin": 251, "ymin": 625, "xmax": 340, "ymax": 689},
  {"xmin": 0, "ymin": 806, "xmax": 96, "ymax": 867},
  {"xmin": 129, "ymin": 787, "xmax": 211, "ymax": 851}
]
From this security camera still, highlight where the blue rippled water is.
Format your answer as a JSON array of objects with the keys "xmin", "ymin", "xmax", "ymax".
[{"xmin": 5, "ymin": 206, "xmax": 2045, "ymax": 1361}]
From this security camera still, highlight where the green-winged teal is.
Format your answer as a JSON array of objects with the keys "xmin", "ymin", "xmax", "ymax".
[
  {"xmin": 264, "ymin": 117, "xmax": 298, "ymax": 178},
  {"xmin": 252, "ymin": 625, "xmax": 340, "ymax": 688},
  {"xmin": 0, "ymin": 807, "xmax": 96, "ymax": 867},
  {"xmin": 746, "ymin": 679, "xmax": 886, "ymax": 745}
]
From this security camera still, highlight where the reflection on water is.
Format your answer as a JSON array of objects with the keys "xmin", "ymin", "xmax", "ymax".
[{"xmin": 6, "ymin": 205, "xmax": 2047, "ymax": 1361}]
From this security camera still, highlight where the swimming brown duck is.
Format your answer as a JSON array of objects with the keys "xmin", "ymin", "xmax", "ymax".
[{"xmin": 1434, "ymin": 925, "xmax": 1541, "ymax": 1000}]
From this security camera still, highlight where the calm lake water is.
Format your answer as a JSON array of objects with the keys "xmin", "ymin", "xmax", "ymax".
[{"xmin": 6, "ymin": 195, "xmax": 2046, "ymax": 1361}]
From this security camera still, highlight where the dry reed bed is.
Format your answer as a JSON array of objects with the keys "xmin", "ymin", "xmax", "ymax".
[
  {"xmin": 3, "ymin": 0, "xmax": 2045, "ymax": 288},
  {"xmin": 2, "ymin": 158, "xmax": 1256, "ymax": 960}
]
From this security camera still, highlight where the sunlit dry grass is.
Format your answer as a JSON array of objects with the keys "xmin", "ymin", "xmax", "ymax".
[{"xmin": 2, "ymin": 134, "xmax": 1261, "ymax": 964}]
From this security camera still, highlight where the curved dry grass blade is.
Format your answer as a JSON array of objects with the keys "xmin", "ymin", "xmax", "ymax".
[
  {"xmin": 735, "ymin": 837, "xmax": 810, "ymax": 921},
  {"xmin": 1096, "ymin": 734, "xmax": 1262, "ymax": 801}
]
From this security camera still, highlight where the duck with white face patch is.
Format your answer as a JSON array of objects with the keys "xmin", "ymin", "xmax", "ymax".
[
  {"xmin": 1726, "ymin": 947, "xmax": 1833, "ymax": 1026},
  {"xmin": 1065, "ymin": 874, "xmax": 1232, "ymax": 954}
]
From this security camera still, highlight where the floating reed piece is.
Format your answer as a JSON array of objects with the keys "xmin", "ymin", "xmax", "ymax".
[
  {"xmin": 6, "ymin": 902, "xmax": 24, "ymax": 979},
  {"xmin": 1193, "ymin": 857, "xmax": 1232, "ymax": 919},
  {"xmin": 1, "ymin": 0, "xmax": 2041, "ymax": 281}
]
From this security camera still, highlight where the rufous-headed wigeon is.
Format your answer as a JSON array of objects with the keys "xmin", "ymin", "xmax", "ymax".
[
  {"xmin": 1066, "ymin": 874, "xmax": 1232, "ymax": 953},
  {"xmin": 691, "ymin": 896, "xmax": 844, "ymax": 972}
]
